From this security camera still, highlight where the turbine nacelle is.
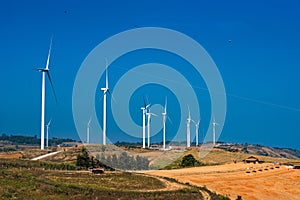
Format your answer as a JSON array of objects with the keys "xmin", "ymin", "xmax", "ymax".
[{"xmin": 36, "ymin": 68, "xmax": 49, "ymax": 72}]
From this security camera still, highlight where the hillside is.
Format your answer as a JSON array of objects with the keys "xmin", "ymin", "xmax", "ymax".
[
  {"xmin": 0, "ymin": 158, "xmax": 226, "ymax": 200},
  {"xmin": 0, "ymin": 134, "xmax": 76, "ymax": 152},
  {"xmin": 216, "ymin": 143, "xmax": 300, "ymax": 159},
  {"xmin": 5, "ymin": 143, "xmax": 298, "ymax": 170}
]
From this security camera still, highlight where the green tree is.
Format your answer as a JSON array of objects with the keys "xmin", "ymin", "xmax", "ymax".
[
  {"xmin": 181, "ymin": 154, "xmax": 198, "ymax": 167},
  {"xmin": 76, "ymin": 147, "xmax": 90, "ymax": 168}
]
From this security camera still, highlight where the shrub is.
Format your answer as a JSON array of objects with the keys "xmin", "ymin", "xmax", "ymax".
[
  {"xmin": 180, "ymin": 154, "xmax": 204, "ymax": 168},
  {"xmin": 236, "ymin": 195, "xmax": 243, "ymax": 200}
]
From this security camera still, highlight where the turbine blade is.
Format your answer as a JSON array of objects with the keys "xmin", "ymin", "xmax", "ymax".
[
  {"xmin": 88, "ymin": 117, "xmax": 92, "ymax": 126},
  {"xmin": 167, "ymin": 115, "xmax": 173, "ymax": 125},
  {"xmin": 145, "ymin": 95, "xmax": 150, "ymax": 106},
  {"xmin": 46, "ymin": 71, "xmax": 58, "ymax": 104},
  {"xmin": 107, "ymin": 89, "xmax": 117, "ymax": 103},
  {"xmin": 105, "ymin": 59, "xmax": 108, "ymax": 89},
  {"xmin": 47, "ymin": 118, "xmax": 52, "ymax": 126},
  {"xmin": 164, "ymin": 97, "xmax": 167, "ymax": 113},
  {"xmin": 143, "ymin": 95, "xmax": 147, "ymax": 107},
  {"xmin": 99, "ymin": 93, "xmax": 104, "ymax": 101},
  {"xmin": 187, "ymin": 105, "xmax": 191, "ymax": 118},
  {"xmin": 46, "ymin": 37, "xmax": 53, "ymax": 70},
  {"xmin": 151, "ymin": 112, "xmax": 158, "ymax": 117}
]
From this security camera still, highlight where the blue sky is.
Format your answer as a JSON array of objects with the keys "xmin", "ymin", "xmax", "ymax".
[{"xmin": 0, "ymin": 0, "xmax": 300, "ymax": 150}]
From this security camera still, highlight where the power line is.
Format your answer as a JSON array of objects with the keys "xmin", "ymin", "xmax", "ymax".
[{"xmin": 109, "ymin": 63, "xmax": 300, "ymax": 113}]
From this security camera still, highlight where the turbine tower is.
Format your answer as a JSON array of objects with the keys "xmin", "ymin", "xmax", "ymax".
[
  {"xmin": 212, "ymin": 118, "xmax": 219, "ymax": 146},
  {"xmin": 195, "ymin": 120, "xmax": 200, "ymax": 146},
  {"xmin": 36, "ymin": 38, "xmax": 57, "ymax": 150},
  {"xmin": 186, "ymin": 106, "xmax": 192, "ymax": 148},
  {"xmin": 162, "ymin": 97, "xmax": 168, "ymax": 150},
  {"xmin": 87, "ymin": 117, "xmax": 92, "ymax": 144},
  {"xmin": 45, "ymin": 119, "xmax": 52, "ymax": 148},
  {"xmin": 100, "ymin": 60, "xmax": 111, "ymax": 145},
  {"xmin": 146, "ymin": 106, "xmax": 157, "ymax": 148},
  {"xmin": 141, "ymin": 97, "xmax": 150, "ymax": 148}
]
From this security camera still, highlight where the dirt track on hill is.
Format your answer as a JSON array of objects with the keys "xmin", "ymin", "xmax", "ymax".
[{"xmin": 146, "ymin": 162, "xmax": 300, "ymax": 200}]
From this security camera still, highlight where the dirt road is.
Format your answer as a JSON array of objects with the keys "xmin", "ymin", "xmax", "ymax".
[
  {"xmin": 31, "ymin": 151, "xmax": 62, "ymax": 161},
  {"xmin": 146, "ymin": 162, "xmax": 300, "ymax": 200}
]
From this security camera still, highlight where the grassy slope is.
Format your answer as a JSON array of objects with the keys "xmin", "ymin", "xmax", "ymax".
[
  {"xmin": 163, "ymin": 147, "xmax": 300, "ymax": 169},
  {"xmin": 3, "ymin": 145, "xmax": 297, "ymax": 199},
  {"xmin": 0, "ymin": 158, "xmax": 214, "ymax": 200}
]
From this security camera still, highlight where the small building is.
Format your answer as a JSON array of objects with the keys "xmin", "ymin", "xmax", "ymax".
[
  {"xmin": 243, "ymin": 156, "xmax": 263, "ymax": 164},
  {"xmin": 149, "ymin": 145, "xmax": 159, "ymax": 150},
  {"xmin": 58, "ymin": 142, "xmax": 81, "ymax": 148},
  {"xmin": 284, "ymin": 162, "xmax": 300, "ymax": 169},
  {"xmin": 294, "ymin": 165, "xmax": 300, "ymax": 169}
]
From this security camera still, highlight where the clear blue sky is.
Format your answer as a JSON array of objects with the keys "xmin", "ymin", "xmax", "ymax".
[{"xmin": 0, "ymin": 0, "xmax": 300, "ymax": 150}]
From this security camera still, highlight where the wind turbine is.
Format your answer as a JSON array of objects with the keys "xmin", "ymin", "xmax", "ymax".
[
  {"xmin": 212, "ymin": 117, "xmax": 219, "ymax": 146},
  {"xmin": 141, "ymin": 97, "xmax": 150, "ymax": 148},
  {"xmin": 194, "ymin": 120, "xmax": 200, "ymax": 146},
  {"xmin": 45, "ymin": 118, "xmax": 52, "ymax": 148},
  {"xmin": 36, "ymin": 38, "xmax": 57, "ymax": 150},
  {"xmin": 162, "ymin": 97, "xmax": 168, "ymax": 150},
  {"xmin": 146, "ymin": 101, "xmax": 157, "ymax": 148},
  {"xmin": 186, "ymin": 106, "xmax": 192, "ymax": 148},
  {"xmin": 86, "ymin": 117, "xmax": 92, "ymax": 144},
  {"xmin": 100, "ymin": 60, "xmax": 110, "ymax": 145}
]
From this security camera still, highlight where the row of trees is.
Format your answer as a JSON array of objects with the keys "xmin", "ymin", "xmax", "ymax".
[
  {"xmin": 96, "ymin": 152, "xmax": 150, "ymax": 170},
  {"xmin": 0, "ymin": 159, "xmax": 77, "ymax": 170},
  {"xmin": 76, "ymin": 148, "xmax": 150, "ymax": 170},
  {"xmin": 0, "ymin": 133, "xmax": 75, "ymax": 146}
]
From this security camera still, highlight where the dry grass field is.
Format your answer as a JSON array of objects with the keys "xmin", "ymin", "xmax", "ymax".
[
  {"xmin": 1, "ymin": 144, "xmax": 300, "ymax": 199},
  {"xmin": 0, "ymin": 160, "xmax": 223, "ymax": 200},
  {"xmin": 147, "ymin": 162, "xmax": 300, "ymax": 200}
]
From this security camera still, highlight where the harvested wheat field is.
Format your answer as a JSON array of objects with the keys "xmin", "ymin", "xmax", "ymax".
[
  {"xmin": 0, "ymin": 152, "xmax": 23, "ymax": 159},
  {"xmin": 147, "ymin": 162, "xmax": 300, "ymax": 200}
]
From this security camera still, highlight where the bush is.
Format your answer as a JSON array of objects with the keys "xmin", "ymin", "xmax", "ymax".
[
  {"xmin": 180, "ymin": 154, "xmax": 204, "ymax": 168},
  {"xmin": 76, "ymin": 147, "xmax": 90, "ymax": 168},
  {"xmin": 236, "ymin": 195, "xmax": 243, "ymax": 200},
  {"xmin": 218, "ymin": 194, "xmax": 230, "ymax": 200}
]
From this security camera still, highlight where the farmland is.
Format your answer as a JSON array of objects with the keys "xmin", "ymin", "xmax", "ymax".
[{"xmin": 0, "ymin": 158, "xmax": 223, "ymax": 200}]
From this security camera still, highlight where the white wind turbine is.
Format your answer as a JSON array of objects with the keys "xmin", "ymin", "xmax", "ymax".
[
  {"xmin": 100, "ymin": 60, "xmax": 111, "ymax": 145},
  {"xmin": 141, "ymin": 97, "xmax": 150, "ymax": 148},
  {"xmin": 86, "ymin": 117, "xmax": 92, "ymax": 144},
  {"xmin": 36, "ymin": 38, "xmax": 57, "ymax": 150},
  {"xmin": 162, "ymin": 97, "xmax": 168, "ymax": 150},
  {"xmin": 45, "ymin": 118, "xmax": 52, "ymax": 148},
  {"xmin": 146, "ymin": 101, "xmax": 157, "ymax": 148},
  {"xmin": 212, "ymin": 117, "xmax": 219, "ymax": 146},
  {"xmin": 186, "ymin": 106, "xmax": 192, "ymax": 148},
  {"xmin": 194, "ymin": 119, "xmax": 200, "ymax": 146}
]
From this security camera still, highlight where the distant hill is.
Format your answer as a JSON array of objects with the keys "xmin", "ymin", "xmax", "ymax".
[
  {"xmin": 216, "ymin": 143, "xmax": 300, "ymax": 159},
  {"xmin": 0, "ymin": 133, "xmax": 76, "ymax": 151}
]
